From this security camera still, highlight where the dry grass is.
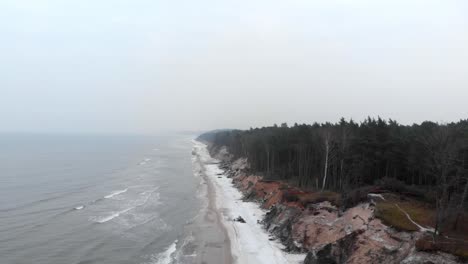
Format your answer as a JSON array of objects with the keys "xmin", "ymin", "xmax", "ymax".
[
  {"xmin": 374, "ymin": 202, "xmax": 419, "ymax": 231},
  {"xmin": 397, "ymin": 201, "xmax": 435, "ymax": 228},
  {"xmin": 374, "ymin": 193, "xmax": 435, "ymax": 231},
  {"xmin": 298, "ymin": 191, "xmax": 341, "ymax": 207},
  {"xmin": 281, "ymin": 190, "xmax": 341, "ymax": 207},
  {"xmin": 376, "ymin": 195, "xmax": 468, "ymax": 260}
]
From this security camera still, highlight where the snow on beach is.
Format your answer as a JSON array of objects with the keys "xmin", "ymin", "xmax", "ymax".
[{"xmin": 194, "ymin": 141, "xmax": 304, "ymax": 264}]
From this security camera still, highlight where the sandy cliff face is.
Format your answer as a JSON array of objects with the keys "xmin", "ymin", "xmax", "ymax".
[{"xmin": 213, "ymin": 149, "xmax": 462, "ymax": 264}]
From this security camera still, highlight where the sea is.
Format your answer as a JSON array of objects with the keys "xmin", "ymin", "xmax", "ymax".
[{"xmin": 0, "ymin": 133, "xmax": 204, "ymax": 264}]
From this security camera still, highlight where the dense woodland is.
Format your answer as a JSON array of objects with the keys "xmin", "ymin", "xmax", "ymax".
[{"xmin": 199, "ymin": 118, "xmax": 468, "ymax": 233}]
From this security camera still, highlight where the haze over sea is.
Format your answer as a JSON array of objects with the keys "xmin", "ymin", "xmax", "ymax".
[{"xmin": 0, "ymin": 133, "xmax": 201, "ymax": 264}]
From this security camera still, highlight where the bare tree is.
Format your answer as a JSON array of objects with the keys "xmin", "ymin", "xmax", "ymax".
[
  {"xmin": 321, "ymin": 126, "xmax": 337, "ymax": 191},
  {"xmin": 418, "ymin": 124, "xmax": 461, "ymax": 235}
]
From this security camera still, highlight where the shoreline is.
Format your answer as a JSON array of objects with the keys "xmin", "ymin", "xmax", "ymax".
[
  {"xmin": 193, "ymin": 140, "xmax": 305, "ymax": 264},
  {"xmin": 198, "ymin": 153, "xmax": 233, "ymax": 264},
  {"xmin": 190, "ymin": 142, "xmax": 232, "ymax": 264}
]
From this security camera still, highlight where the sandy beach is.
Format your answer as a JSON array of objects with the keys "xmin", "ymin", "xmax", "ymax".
[
  {"xmin": 192, "ymin": 141, "xmax": 304, "ymax": 264},
  {"xmin": 190, "ymin": 143, "xmax": 232, "ymax": 264}
]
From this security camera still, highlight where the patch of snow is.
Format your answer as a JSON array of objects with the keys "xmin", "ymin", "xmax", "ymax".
[
  {"xmin": 368, "ymin": 193, "xmax": 386, "ymax": 201},
  {"xmin": 370, "ymin": 234, "xmax": 384, "ymax": 243}
]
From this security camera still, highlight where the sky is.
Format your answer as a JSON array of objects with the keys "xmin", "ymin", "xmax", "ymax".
[{"xmin": 1, "ymin": 0, "xmax": 467, "ymax": 134}]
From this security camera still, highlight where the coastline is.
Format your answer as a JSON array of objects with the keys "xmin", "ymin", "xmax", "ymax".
[
  {"xmin": 192, "ymin": 140, "xmax": 305, "ymax": 264},
  {"xmin": 190, "ymin": 142, "xmax": 232, "ymax": 264}
]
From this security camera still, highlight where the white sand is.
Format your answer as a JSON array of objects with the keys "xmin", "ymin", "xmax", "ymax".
[{"xmin": 193, "ymin": 141, "xmax": 305, "ymax": 264}]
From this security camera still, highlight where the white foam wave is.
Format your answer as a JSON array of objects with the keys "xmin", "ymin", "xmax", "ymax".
[
  {"xmin": 95, "ymin": 187, "xmax": 161, "ymax": 226},
  {"xmin": 173, "ymin": 235, "xmax": 196, "ymax": 263},
  {"xmin": 131, "ymin": 190, "xmax": 159, "ymax": 211},
  {"xmin": 150, "ymin": 240, "xmax": 177, "ymax": 264},
  {"xmin": 74, "ymin": 205, "xmax": 84, "ymax": 210},
  {"xmin": 104, "ymin": 188, "xmax": 128, "ymax": 199},
  {"xmin": 140, "ymin": 187, "xmax": 159, "ymax": 196},
  {"xmin": 96, "ymin": 207, "xmax": 134, "ymax": 223},
  {"xmin": 139, "ymin": 158, "xmax": 152, "ymax": 165}
]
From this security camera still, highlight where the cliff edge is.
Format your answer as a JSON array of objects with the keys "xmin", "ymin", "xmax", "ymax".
[{"xmin": 208, "ymin": 146, "xmax": 465, "ymax": 264}]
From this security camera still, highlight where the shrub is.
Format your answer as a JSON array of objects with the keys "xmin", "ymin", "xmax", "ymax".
[
  {"xmin": 341, "ymin": 186, "xmax": 374, "ymax": 209},
  {"xmin": 376, "ymin": 177, "xmax": 427, "ymax": 201},
  {"xmin": 376, "ymin": 177, "xmax": 406, "ymax": 192},
  {"xmin": 282, "ymin": 191, "xmax": 300, "ymax": 202}
]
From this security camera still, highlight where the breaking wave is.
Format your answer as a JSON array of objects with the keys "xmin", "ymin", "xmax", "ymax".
[
  {"xmin": 104, "ymin": 189, "xmax": 128, "ymax": 199},
  {"xmin": 95, "ymin": 207, "xmax": 135, "ymax": 223},
  {"xmin": 148, "ymin": 240, "xmax": 177, "ymax": 264}
]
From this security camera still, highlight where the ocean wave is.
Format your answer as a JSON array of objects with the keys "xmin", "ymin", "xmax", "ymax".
[
  {"xmin": 94, "ymin": 187, "xmax": 160, "ymax": 225},
  {"xmin": 173, "ymin": 234, "xmax": 197, "ymax": 263},
  {"xmin": 95, "ymin": 207, "xmax": 134, "ymax": 223},
  {"xmin": 138, "ymin": 157, "xmax": 152, "ymax": 165},
  {"xmin": 148, "ymin": 240, "xmax": 177, "ymax": 264},
  {"xmin": 125, "ymin": 214, "xmax": 168, "ymax": 232},
  {"xmin": 139, "ymin": 187, "xmax": 159, "ymax": 196},
  {"xmin": 132, "ymin": 190, "xmax": 159, "ymax": 210},
  {"xmin": 74, "ymin": 205, "xmax": 85, "ymax": 210},
  {"xmin": 104, "ymin": 188, "xmax": 128, "ymax": 199}
]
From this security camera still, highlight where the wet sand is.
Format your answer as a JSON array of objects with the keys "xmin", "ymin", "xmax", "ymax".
[{"xmin": 191, "ymin": 156, "xmax": 232, "ymax": 264}]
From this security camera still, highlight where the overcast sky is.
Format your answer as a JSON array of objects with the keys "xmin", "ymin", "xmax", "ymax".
[{"xmin": 1, "ymin": 0, "xmax": 467, "ymax": 134}]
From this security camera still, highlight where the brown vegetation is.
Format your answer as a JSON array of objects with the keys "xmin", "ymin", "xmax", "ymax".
[
  {"xmin": 416, "ymin": 234, "xmax": 468, "ymax": 261},
  {"xmin": 374, "ymin": 202, "xmax": 419, "ymax": 231},
  {"xmin": 283, "ymin": 190, "xmax": 341, "ymax": 207}
]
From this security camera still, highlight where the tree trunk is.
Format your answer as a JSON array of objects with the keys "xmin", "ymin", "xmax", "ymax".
[
  {"xmin": 453, "ymin": 178, "xmax": 468, "ymax": 230},
  {"xmin": 266, "ymin": 148, "xmax": 270, "ymax": 177},
  {"xmin": 340, "ymin": 159, "xmax": 344, "ymax": 190},
  {"xmin": 322, "ymin": 137, "xmax": 329, "ymax": 191}
]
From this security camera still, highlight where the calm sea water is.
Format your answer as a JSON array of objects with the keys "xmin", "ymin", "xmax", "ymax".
[{"xmin": 0, "ymin": 133, "xmax": 202, "ymax": 264}]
